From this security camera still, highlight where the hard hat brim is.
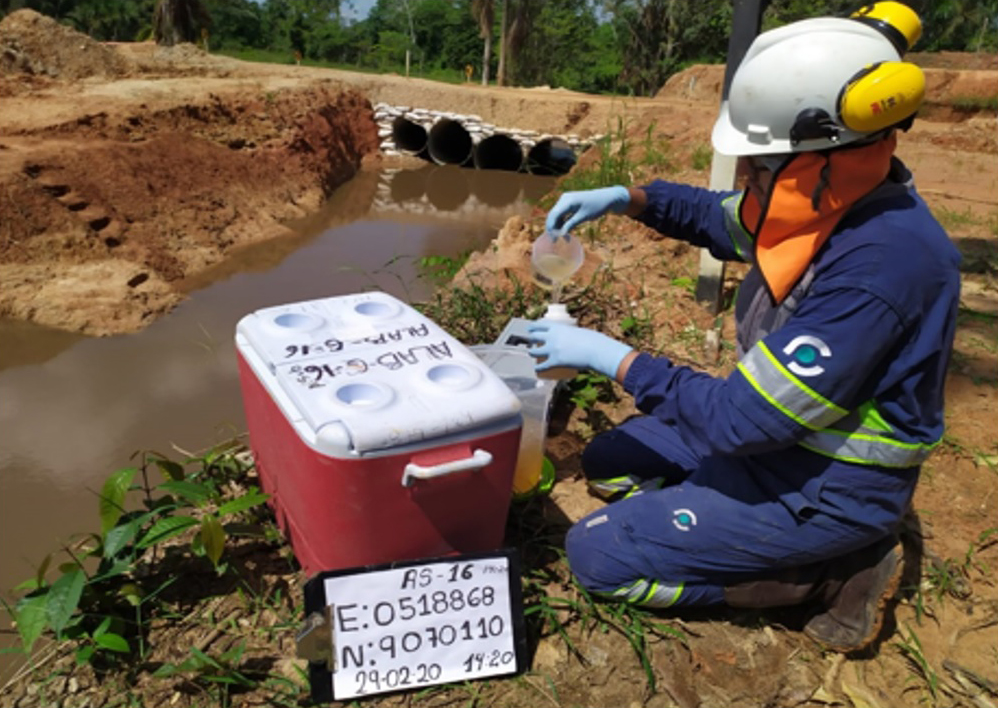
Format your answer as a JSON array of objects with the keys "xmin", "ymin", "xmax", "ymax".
[{"xmin": 711, "ymin": 101, "xmax": 794, "ymax": 157}]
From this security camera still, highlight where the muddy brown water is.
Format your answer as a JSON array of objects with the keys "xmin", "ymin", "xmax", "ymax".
[{"xmin": 0, "ymin": 166, "xmax": 555, "ymax": 643}]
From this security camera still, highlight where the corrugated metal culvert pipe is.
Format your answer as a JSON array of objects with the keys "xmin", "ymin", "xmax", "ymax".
[
  {"xmin": 427, "ymin": 118, "xmax": 474, "ymax": 165},
  {"xmin": 526, "ymin": 138, "xmax": 577, "ymax": 175},
  {"xmin": 391, "ymin": 116, "xmax": 429, "ymax": 156},
  {"xmin": 472, "ymin": 134, "xmax": 524, "ymax": 172},
  {"xmin": 376, "ymin": 103, "xmax": 596, "ymax": 177}
]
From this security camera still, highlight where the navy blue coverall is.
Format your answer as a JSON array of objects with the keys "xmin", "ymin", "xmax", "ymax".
[{"xmin": 566, "ymin": 167, "xmax": 961, "ymax": 608}]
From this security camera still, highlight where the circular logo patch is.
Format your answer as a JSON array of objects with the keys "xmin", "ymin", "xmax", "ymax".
[{"xmin": 672, "ymin": 508, "xmax": 697, "ymax": 532}]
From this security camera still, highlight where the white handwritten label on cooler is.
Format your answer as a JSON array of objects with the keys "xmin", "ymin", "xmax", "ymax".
[{"xmin": 324, "ymin": 557, "xmax": 519, "ymax": 699}]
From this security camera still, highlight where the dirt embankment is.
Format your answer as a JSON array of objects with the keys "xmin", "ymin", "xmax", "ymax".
[{"xmin": 1, "ymin": 10, "xmax": 380, "ymax": 335}]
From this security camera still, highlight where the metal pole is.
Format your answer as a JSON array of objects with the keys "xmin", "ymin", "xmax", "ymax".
[{"xmin": 695, "ymin": 0, "xmax": 767, "ymax": 311}]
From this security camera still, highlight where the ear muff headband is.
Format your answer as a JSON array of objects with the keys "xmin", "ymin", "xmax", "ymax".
[
  {"xmin": 837, "ymin": 60, "xmax": 925, "ymax": 133},
  {"xmin": 851, "ymin": 2, "xmax": 922, "ymax": 54}
]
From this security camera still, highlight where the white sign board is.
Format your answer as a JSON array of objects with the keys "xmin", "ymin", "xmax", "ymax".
[{"xmin": 305, "ymin": 551, "xmax": 526, "ymax": 701}]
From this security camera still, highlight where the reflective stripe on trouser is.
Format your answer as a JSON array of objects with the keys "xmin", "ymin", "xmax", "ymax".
[
  {"xmin": 598, "ymin": 578, "xmax": 684, "ymax": 608},
  {"xmin": 565, "ymin": 442, "xmax": 917, "ymax": 609},
  {"xmin": 588, "ymin": 476, "xmax": 666, "ymax": 500}
]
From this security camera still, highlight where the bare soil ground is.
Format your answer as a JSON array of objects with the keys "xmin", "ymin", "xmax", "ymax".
[{"xmin": 2, "ymin": 9, "xmax": 996, "ymax": 708}]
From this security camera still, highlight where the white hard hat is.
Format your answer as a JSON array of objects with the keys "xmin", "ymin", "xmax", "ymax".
[{"xmin": 712, "ymin": 17, "xmax": 915, "ymax": 156}]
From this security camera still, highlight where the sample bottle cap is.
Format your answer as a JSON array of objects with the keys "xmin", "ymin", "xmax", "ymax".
[{"xmin": 542, "ymin": 303, "xmax": 577, "ymax": 325}]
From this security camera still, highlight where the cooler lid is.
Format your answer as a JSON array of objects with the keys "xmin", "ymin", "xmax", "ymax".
[{"xmin": 236, "ymin": 291, "xmax": 521, "ymax": 455}]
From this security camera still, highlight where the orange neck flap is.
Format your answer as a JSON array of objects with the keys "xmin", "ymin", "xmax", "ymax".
[{"xmin": 739, "ymin": 134, "xmax": 897, "ymax": 303}]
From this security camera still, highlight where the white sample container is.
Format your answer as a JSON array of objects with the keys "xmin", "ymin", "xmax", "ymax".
[{"xmin": 471, "ymin": 345, "xmax": 556, "ymax": 496}]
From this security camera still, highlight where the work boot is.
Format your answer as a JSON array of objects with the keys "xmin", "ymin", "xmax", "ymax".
[
  {"xmin": 723, "ymin": 567, "xmax": 816, "ymax": 608},
  {"xmin": 803, "ymin": 537, "xmax": 904, "ymax": 653},
  {"xmin": 723, "ymin": 536, "xmax": 904, "ymax": 653}
]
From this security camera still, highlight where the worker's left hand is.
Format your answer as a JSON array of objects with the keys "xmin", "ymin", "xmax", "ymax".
[
  {"xmin": 544, "ymin": 186, "xmax": 631, "ymax": 238},
  {"xmin": 526, "ymin": 322, "xmax": 633, "ymax": 379}
]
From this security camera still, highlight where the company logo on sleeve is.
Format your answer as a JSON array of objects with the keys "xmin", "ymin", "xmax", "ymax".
[
  {"xmin": 672, "ymin": 508, "xmax": 698, "ymax": 532},
  {"xmin": 783, "ymin": 335, "xmax": 831, "ymax": 377}
]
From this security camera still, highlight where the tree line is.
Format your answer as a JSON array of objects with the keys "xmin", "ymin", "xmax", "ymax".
[{"xmin": 2, "ymin": 0, "xmax": 995, "ymax": 96}]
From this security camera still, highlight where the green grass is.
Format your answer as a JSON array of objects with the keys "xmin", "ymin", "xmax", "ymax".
[
  {"xmin": 640, "ymin": 122, "xmax": 678, "ymax": 174},
  {"xmin": 554, "ymin": 116, "xmax": 636, "ymax": 196},
  {"xmin": 950, "ymin": 94, "xmax": 998, "ymax": 112},
  {"xmin": 690, "ymin": 143, "xmax": 713, "ymax": 171},
  {"xmin": 895, "ymin": 624, "xmax": 940, "ymax": 702},
  {"xmin": 933, "ymin": 205, "xmax": 981, "ymax": 230}
]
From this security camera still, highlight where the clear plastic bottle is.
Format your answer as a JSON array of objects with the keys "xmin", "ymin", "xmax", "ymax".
[{"xmin": 536, "ymin": 303, "xmax": 579, "ymax": 381}]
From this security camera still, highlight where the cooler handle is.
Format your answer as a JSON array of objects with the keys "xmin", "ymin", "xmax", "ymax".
[{"xmin": 401, "ymin": 449, "xmax": 493, "ymax": 487}]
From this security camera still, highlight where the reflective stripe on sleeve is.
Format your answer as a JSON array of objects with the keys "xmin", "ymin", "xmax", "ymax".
[
  {"xmin": 799, "ymin": 424, "xmax": 936, "ymax": 467},
  {"xmin": 737, "ymin": 343, "xmax": 935, "ymax": 467},
  {"xmin": 737, "ymin": 342, "xmax": 848, "ymax": 430},
  {"xmin": 722, "ymin": 194, "xmax": 754, "ymax": 262}
]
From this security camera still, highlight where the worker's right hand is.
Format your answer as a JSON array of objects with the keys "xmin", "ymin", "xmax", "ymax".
[
  {"xmin": 545, "ymin": 185, "xmax": 631, "ymax": 239},
  {"xmin": 526, "ymin": 322, "xmax": 634, "ymax": 379}
]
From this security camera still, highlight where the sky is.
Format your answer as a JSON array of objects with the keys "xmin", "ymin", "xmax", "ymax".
[{"xmin": 341, "ymin": 0, "xmax": 377, "ymax": 21}]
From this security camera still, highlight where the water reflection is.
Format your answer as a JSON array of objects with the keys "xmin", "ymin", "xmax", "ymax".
[
  {"xmin": 0, "ymin": 319, "xmax": 86, "ymax": 374},
  {"xmin": 379, "ymin": 163, "xmax": 542, "ymax": 215},
  {"xmin": 0, "ymin": 166, "xmax": 555, "ymax": 614}
]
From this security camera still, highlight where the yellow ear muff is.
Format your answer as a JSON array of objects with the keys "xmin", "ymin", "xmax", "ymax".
[
  {"xmin": 838, "ymin": 61, "xmax": 925, "ymax": 133},
  {"xmin": 851, "ymin": 1, "xmax": 922, "ymax": 54}
]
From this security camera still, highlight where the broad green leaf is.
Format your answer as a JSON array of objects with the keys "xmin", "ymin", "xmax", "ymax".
[
  {"xmin": 45, "ymin": 570, "xmax": 85, "ymax": 637},
  {"xmin": 14, "ymin": 594, "xmax": 48, "ymax": 654},
  {"xmin": 217, "ymin": 491, "xmax": 269, "ymax": 517},
  {"xmin": 94, "ymin": 632, "xmax": 130, "ymax": 653},
  {"xmin": 200, "ymin": 516, "xmax": 225, "ymax": 566},
  {"xmin": 154, "ymin": 457, "xmax": 185, "ymax": 481},
  {"xmin": 158, "ymin": 480, "xmax": 212, "ymax": 505},
  {"xmin": 102, "ymin": 519, "xmax": 140, "ymax": 559},
  {"xmin": 99, "ymin": 467, "xmax": 138, "ymax": 536},
  {"xmin": 136, "ymin": 515, "xmax": 199, "ymax": 549}
]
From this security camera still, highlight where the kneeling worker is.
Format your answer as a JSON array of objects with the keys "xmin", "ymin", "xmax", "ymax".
[{"xmin": 527, "ymin": 2, "xmax": 960, "ymax": 652}]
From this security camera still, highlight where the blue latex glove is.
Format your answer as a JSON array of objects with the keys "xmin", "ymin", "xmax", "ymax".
[
  {"xmin": 526, "ymin": 322, "xmax": 634, "ymax": 379},
  {"xmin": 545, "ymin": 185, "xmax": 631, "ymax": 239}
]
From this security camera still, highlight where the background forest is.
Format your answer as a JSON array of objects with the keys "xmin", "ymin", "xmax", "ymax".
[{"xmin": 0, "ymin": 0, "xmax": 996, "ymax": 96}]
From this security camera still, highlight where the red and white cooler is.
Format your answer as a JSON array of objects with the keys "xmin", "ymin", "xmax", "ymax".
[{"xmin": 235, "ymin": 291, "xmax": 523, "ymax": 577}]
